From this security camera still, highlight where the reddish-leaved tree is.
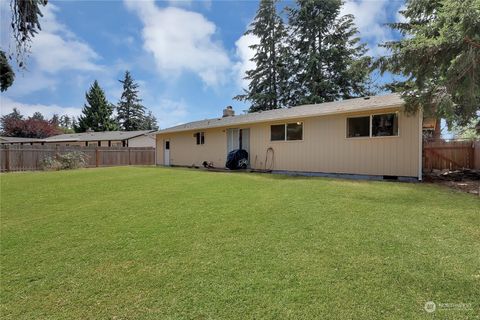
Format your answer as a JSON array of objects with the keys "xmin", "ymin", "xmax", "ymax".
[{"xmin": 1, "ymin": 109, "xmax": 62, "ymax": 138}]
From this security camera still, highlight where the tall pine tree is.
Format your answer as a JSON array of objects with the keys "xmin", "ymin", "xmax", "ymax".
[
  {"xmin": 376, "ymin": 0, "xmax": 480, "ymax": 127},
  {"xmin": 77, "ymin": 80, "xmax": 116, "ymax": 132},
  {"xmin": 287, "ymin": 0, "xmax": 371, "ymax": 106},
  {"xmin": 234, "ymin": 0, "xmax": 291, "ymax": 112},
  {"xmin": 117, "ymin": 71, "xmax": 146, "ymax": 131},
  {"xmin": 142, "ymin": 111, "xmax": 159, "ymax": 131}
]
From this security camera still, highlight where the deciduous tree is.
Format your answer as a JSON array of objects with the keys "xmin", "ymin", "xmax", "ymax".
[{"xmin": 0, "ymin": 108, "xmax": 61, "ymax": 138}]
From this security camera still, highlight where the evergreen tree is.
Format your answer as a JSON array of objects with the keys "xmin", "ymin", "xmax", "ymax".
[
  {"xmin": 234, "ymin": 0, "xmax": 291, "ymax": 112},
  {"xmin": 30, "ymin": 112, "xmax": 44, "ymax": 121},
  {"xmin": 72, "ymin": 117, "xmax": 78, "ymax": 132},
  {"xmin": 117, "ymin": 71, "xmax": 146, "ymax": 131},
  {"xmin": 77, "ymin": 80, "xmax": 117, "ymax": 132},
  {"xmin": 57, "ymin": 114, "xmax": 74, "ymax": 133},
  {"xmin": 451, "ymin": 117, "xmax": 480, "ymax": 140},
  {"xmin": 0, "ymin": 51, "xmax": 14, "ymax": 92},
  {"xmin": 287, "ymin": 0, "xmax": 371, "ymax": 106},
  {"xmin": 10, "ymin": 0, "xmax": 48, "ymax": 69},
  {"xmin": 2, "ymin": 108, "xmax": 23, "ymax": 122},
  {"xmin": 2, "ymin": 0, "xmax": 47, "ymax": 90},
  {"xmin": 50, "ymin": 114, "xmax": 59, "ymax": 125},
  {"xmin": 376, "ymin": 0, "xmax": 480, "ymax": 127},
  {"xmin": 60, "ymin": 115, "xmax": 72, "ymax": 129},
  {"xmin": 141, "ymin": 111, "xmax": 159, "ymax": 130}
]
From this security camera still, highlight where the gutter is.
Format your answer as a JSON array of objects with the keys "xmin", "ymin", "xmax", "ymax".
[{"xmin": 154, "ymin": 103, "xmax": 405, "ymax": 135}]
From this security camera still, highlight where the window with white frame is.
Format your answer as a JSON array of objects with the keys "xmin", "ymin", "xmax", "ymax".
[
  {"xmin": 372, "ymin": 113, "xmax": 398, "ymax": 137},
  {"xmin": 347, "ymin": 113, "xmax": 399, "ymax": 138},
  {"xmin": 347, "ymin": 116, "xmax": 370, "ymax": 138},
  {"xmin": 270, "ymin": 122, "xmax": 303, "ymax": 141},
  {"xmin": 271, "ymin": 124, "xmax": 285, "ymax": 141},
  {"xmin": 194, "ymin": 132, "xmax": 205, "ymax": 145}
]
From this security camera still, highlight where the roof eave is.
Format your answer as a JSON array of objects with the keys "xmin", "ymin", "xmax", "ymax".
[{"xmin": 156, "ymin": 103, "xmax": 405, "ymax": 135}]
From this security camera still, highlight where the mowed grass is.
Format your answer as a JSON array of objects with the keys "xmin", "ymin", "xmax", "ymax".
[{"xmin": 1, "ymin": 167, "xmax": 479, "ymax": 319}]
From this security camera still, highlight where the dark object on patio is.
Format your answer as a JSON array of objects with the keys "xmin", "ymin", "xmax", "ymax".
[
  {"xmin": 226, "ymin": 149, "xmax": 249, "ymax": 170},
  {"xmin": 202, "ymin": 161, "xmax": 214, "ymax": 168}
]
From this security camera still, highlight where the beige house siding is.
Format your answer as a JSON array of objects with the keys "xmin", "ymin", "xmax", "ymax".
[
  {"xmin": 157, "ymin": 127, "xmax": 227, "ymax": 168},
  {"xmin": 41, "ymin": 141, "xmax": 85, "ymax": 147},
  {"xmin": 128, "ymin": 135, "xmax": 155, "ymax": 148},
  {"xmin": 50, "ymin": 138, "xmax": 149, "ymax": 147},
  {"xmin": 156, "ymin": 106, "xmax": 421, "ymax": 178}
]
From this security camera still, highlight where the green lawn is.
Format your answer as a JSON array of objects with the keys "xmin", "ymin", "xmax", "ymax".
[{"xmin": 1, "ymin": 167, "xmax": 478, "ymax": 319}]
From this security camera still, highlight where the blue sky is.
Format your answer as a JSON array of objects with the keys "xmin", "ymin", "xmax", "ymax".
[{"xmin": 0, "ymin": 0, "xmax": 405, "ymax": 128}]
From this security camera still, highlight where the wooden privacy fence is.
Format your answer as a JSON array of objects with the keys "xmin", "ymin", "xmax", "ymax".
[
  {"xmin": 0, "ymin": 145, "xmax": 155, "ymax": 172},
  {"xmin": 423, "ymin": 139, "xmax": 479, "ymax": 172}
]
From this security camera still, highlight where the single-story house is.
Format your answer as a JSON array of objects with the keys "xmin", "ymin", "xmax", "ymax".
[
  {"xmin": 0, "ymin": 130, "xmax": 156, "ymax": 147},
  {"xmin": 155, "ymin": 94, "xmax": 423, "ymax": 181},
  {"xmin": 43, "ymin": 130, "xmax": 155, "ymax": 147},
  {"xmin": 0, "ymin": 136, "xmax": 44, "ymax": 145}
]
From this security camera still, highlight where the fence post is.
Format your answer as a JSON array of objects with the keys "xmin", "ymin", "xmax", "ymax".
[
  {"xmin": 471, "ymin": 141, "xmax": 475, "ymax": 169},
  {"xmin": 19, "ymin": 145, "xmax": 24, "ymax": 171},
  {"xmin": 128, "ymin": 148, "xmax": 131, "ymax": 165},
  {"xmin": 95, "ymin": 148, "xmax": 100, "ymax": 167},
  {"xmin": 5, "ymin": 145, "xmax": 10, "ymax": 172}
]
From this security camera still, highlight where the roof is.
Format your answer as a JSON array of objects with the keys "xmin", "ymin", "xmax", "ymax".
[
  {"xmin": 0, "ymin": 136, "xmax": 44, "ymax": 143},
  {"xmin": 44, "ymin": 130, "xmax": 154, "ymax": 142},
  {"xmin": 158, "ymin": 94, "xmax": 404, "ymax": 134}
]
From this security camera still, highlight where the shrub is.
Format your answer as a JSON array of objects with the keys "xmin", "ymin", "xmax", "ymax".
[
  {"xmin": 59, "ymin": 151, "xmax": 89, "ymax": 169},
  {"xmin": 41, "ymin": 157, "xmax": 63, "ymax": 171},
  {"xmin": 41, "ymin": 151, "xmax": 89, "ymax": 171}
]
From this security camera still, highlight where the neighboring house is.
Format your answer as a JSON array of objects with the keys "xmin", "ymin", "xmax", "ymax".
[
  {"xmin": 43, "ymin": 130, "xmax": 155, "ymax": 147},
  {"xmin": 0, "ymin": 130, "xmax": 156, "ymax": 147},
  {"xmin": 0, "ymin": 137, "xmax": 44, "ymax": 145},
  {"xmin": 155, "ymin": 94, "xmax": 423, "ymax": 181}
]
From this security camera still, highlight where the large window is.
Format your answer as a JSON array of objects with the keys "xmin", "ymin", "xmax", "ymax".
[
  {"xmin": 287, "ymin": 122, "xmax": 303, "ymax": 140},
  {"xmin": 271, "ymin": 124, "xmax": 286, "ymax": 141},
  {"xmin": 372, "ymin": 113, "xmax": 398, "ymax": 137},
  {"xmin": 347, "ymin": 113, "xmax": 399, "ymax": 138},
  {"xmin": 194, "ymin": 132, "xmax": 205, "ymax": 145},
  {"xmin": 347, "ymin": 116, "xmax": 370, "ymax": 138},
  {"xmin": 270, "ymin": 122, "xmax": 303, "ymax": 141}
]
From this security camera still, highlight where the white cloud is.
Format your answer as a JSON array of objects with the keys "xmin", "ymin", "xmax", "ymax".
[
  {"xmin": 0, "ymin": 96, "xmax": 82, "ymax": 118},
  {"xmin": 5, "ymin": 70, "xmax": 58, "ymax": 97},
  {"xmin": 0, "ymin": 3, "xmax": 102, "ymax": 97},
  {"xmin": 124, "ymin": 0, "xmax": 230, "ymax": 87},
  {"xmin": 1, "ymin": 3, "xmax": 100, "ymax": 74},
  {"xmin": 233, "ymin": 33, "xmax": 259, "ymax": 89},
  {"xmin": 155, "ymin": 99, "xmax": 189, "ymax": 128},
  {"xmin": 340, "ymin": 0, "xmax": 392, "ymax": 57},
  {"xmin": 31, "ymin": 4, "xmax": 101, "ymax": 73}
]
